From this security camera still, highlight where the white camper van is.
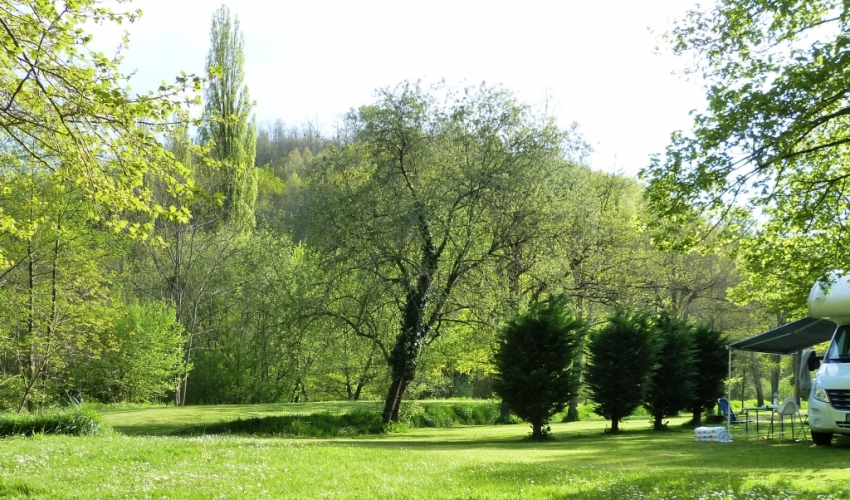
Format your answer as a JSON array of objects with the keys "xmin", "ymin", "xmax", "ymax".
[{"xmin": 806, "ymin": 275, "xmax": 850, "ymax": 445}]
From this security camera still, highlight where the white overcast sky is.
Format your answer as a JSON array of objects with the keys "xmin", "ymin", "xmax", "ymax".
[{"xmin": 97, "ymin": 0, "xmax": 706, "ymax": 178}]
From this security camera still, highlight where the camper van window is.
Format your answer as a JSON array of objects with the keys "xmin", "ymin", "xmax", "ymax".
[{"xmin": 826, "ymin": 325, "xmax": 850, "ymax": 362}]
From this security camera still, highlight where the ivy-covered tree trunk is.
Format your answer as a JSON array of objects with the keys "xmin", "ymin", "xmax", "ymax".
[{"xmin": 382, "ymin": 216, "xmax": 438, "ymax": 424}]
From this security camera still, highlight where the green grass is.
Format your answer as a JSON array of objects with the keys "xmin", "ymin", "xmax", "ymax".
[
  {"xmin": 1, "ymin": 402, "xmax": 849, "ymax": 499},
  {"xmin": 99, "ymin": 399, "xmax": 505, "ymax": 435},
  {"xmin": 99, "ymin": 400, "xmax": 379, "ymax": 435},
  {"xmin": 0, "ymin": 407, "xmax": 105, "ymax": 437}
]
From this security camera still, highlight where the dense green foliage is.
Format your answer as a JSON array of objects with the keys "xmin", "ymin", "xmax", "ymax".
[
  {"xmin": 643, "ymin": 314, "xmax": 696, "ymax": 431},
  {"xmin": 585, "ymin": 310, "xmax": 659, "ymax": 432},
  {"xmin": 642, "ymin": 0, "xmax": 850, "ymax": 309},
  {"xmin": 398, "ymin": 400, "xmax": 504, "ymax": 428},
  {"xmin": 0, "ymin": 0, "xmax": 784, "ymax": 418},
  {"xmin": 690, "ymin": 323, "xmax": 730, "ymax": 426},
  {"xmin": 493, "ymin": 297, "xmax": 586, "ymax": 439},
  {"xmin": 71, "ymin": 302, "xmax": 186, "ymax": 403}
]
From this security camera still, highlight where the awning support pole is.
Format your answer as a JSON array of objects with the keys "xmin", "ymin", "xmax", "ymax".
[{"xmin": 727, "ymin": 349, "xmax": 732, "ymax": 434}]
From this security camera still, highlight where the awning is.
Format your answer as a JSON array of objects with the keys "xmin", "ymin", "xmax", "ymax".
[{"xmin": 729, "ymin": 317, "xmax": 837, "ymax": 355}]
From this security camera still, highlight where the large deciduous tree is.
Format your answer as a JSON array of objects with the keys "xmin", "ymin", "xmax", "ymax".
[
  {"xmin": 0, "ymin": 0, "xmax": 198, "ymax": 263},
  {"xmin": 309, "ymin": 82, "xmax": 573, "ymax": 423},
  {"xmin": 642, "ymin": 0, "xmax": 850, "ymax": 305}
]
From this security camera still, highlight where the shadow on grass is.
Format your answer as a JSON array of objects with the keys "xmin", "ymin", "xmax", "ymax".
[
  {"xmin": 0, "ymin": 479, "xmax": 44, "ymax": 497},
  {"xmin": 106, "ymin": 400, "xmax": 502, "ymax": 436},
  {"xmin": 105, "ymin": 402, "xmax": 384, "ymax": 436},
  {"xmin": 173, "ymin": 410, "xmax": 385, "ymax": 438}
]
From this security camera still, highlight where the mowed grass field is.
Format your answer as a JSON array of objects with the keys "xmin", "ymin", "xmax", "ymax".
[{"xmin": 2, "ymin": 401, "xmax": 850, "ymax": 499}]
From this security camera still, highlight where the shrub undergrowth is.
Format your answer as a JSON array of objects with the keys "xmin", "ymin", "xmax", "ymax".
[
  {"xmin": 0, "ymin": 407, "xmax": 107, "ymax": 437},
  {"xmin": 174, "ymin": 401, "xmax": 506, "ymax": 437},
  {"xmin": 399, "ymin": 400, "xmax": 502, "ymax": 427},
  {"xmin": 178, "ymin": 410, "xmax": 385, "ymax": 437}
]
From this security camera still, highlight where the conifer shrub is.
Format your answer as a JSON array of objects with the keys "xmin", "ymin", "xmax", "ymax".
[
  {"xmin": 644, "ymin": 314, "xmax": 697, "ymax": 431},
  {"xmin": 492, "ymin": 297, "xmax": 587, "ymax": 440},
  {"xmin": 585, "ymin": 309, "xmax": 659, "ymax": 433},
  {"xmin": 689, "ymin": 323, "xmax": 729, "ymax": 427}
]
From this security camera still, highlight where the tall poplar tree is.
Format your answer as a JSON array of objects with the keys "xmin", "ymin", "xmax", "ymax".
[{"xmin": 199, "ymin": 4, "xmax": 257, "ymax": 228}]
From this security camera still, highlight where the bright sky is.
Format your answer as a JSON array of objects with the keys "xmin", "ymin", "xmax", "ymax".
[{"xmin": 100, "ymin": 0, "xmax": 706, "ymax": 178}]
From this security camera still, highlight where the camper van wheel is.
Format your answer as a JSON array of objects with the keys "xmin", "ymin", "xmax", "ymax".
[{"xmin": 811, "ymin": 431, "xmax": 833, "ymax": 446}]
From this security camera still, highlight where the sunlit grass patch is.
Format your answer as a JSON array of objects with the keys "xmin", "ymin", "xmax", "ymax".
[{"xmin": 5, "ymin": 403, "xmax": 850, "ymax": 499}]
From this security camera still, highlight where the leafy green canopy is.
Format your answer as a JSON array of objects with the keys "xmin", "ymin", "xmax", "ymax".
[
  {"xmin": 492, "ymin": 297, "xmax": 586, "ymax": 440},
  {"xmin": 642, "ymin": 0, "xmax": 850, "ymax": 307},
  {"xmin": 0, "ymin": 0, "xmax": 199, "ymax": 264}
]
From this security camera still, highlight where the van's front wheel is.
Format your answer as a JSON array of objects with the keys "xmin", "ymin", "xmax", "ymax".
[{"xmin": 811, "ymin": 431, "xmax": 833, "ymax": 446}]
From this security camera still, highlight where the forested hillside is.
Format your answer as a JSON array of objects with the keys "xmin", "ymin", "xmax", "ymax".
[{"xmin": 0, "ymin": 1, "xmax": 792, "ymax": 418}]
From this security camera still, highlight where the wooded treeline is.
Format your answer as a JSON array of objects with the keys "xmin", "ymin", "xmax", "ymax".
[{"xmin": 0, "ymin": 1, "xmax": 808, "ymax": 419}]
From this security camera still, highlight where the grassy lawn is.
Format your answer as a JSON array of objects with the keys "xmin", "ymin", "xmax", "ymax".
[{"xmin": 2, "ymin": 402, "xmax": 849, "ymax": 499}]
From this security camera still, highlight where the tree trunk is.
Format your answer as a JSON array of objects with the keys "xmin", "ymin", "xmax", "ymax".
[
  {"xmin": 382, "ymin": 372, "xmax": 413, "ymax": 423},
  {"xmin": 565, "ymin": 339, "xmax": 586, "ymax": 422},
  {"xmin": 610, "ymin": 416, "xmax": 620, "ymax": 433},
  {"xmin": 565, "ymin": 395, "xmax": 580, "ymax": 422},
  {"xmin": 498, "ymin": 400, "xmax": 511, "ymax": 423},
  {"xmin": 752, "ymin": 361, "xmax": 765, "ymax": 406},
  {"xmin": 381, "ymin": 318, "xmax": 423, "ymax": 423},
  {"xmin": 530, "ymin": 420, "xmax": 545, "ymax": 440},
  {"xmin": 381, "ymin": 217, "xmax": 437, "ymax": 423},
  {"xmin": 351, "ymin": 352, "xmax": 373, "ymax": 401},
  {"xmin": 653, "ymin": 414, "xmax": 664, "ymax": 431},
  {"xmin": 691, "ymin": 405, "xmax": 702, "ymax": 427},
  {"xmin": 770, "ymin": 354, "xmax": 781, "ymax": 401},
  {"xmin": 19, "ymin": 243, "xmax": 36, "ymax": 414}
]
